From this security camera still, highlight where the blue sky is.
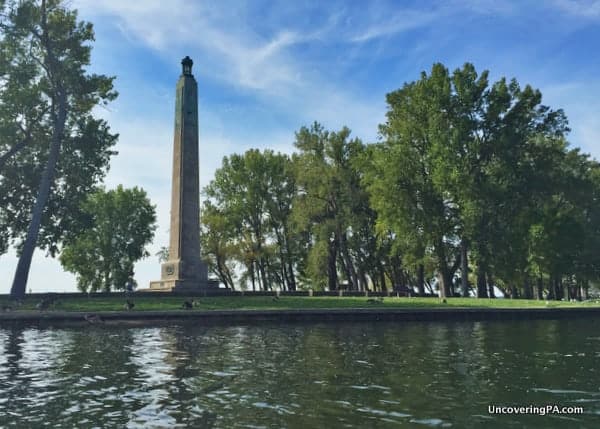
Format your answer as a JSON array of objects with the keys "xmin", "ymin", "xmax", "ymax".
[{"xmin": 1, "ymin": 0, "xmax": 599, "ymax": 293}]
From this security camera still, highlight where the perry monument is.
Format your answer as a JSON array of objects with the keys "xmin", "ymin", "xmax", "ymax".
[{"xmin": 150, "ymin": 56, "xmax": 214, "ymax": 291}]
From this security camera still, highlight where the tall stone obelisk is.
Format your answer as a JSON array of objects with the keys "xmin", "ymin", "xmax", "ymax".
[{"xmin": 150, "ymin": 56, "xmax": 209, "ymax": 291}]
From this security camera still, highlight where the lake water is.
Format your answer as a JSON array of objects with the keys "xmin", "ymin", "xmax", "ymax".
[{"xmin": 1, "ymin": 319, "xmax": 600, "ymax": 428}]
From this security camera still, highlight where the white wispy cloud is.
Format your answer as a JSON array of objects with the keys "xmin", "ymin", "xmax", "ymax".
[
  {"xmin": 349, "ymin": 8, "xmax": 446, "ymax": 43},
  {"xmin": 73, "ymin": 0, "xmax": 386, "ymax": 143},
  {"xmin": 552, "ymin": 0, "xmax": 600, "ymax": 18},
  {"xmin": 347, "ymin": 0, "xmax": 518, "ymax": 44},
  {"xmin": 73, "ymin": 0, "xmax": 313, "ymax": 94}
]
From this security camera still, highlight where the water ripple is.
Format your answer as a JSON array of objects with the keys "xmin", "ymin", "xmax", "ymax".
[{"xmin": 0, "ymin": 320, "xmax": 598, "ymax": 428}]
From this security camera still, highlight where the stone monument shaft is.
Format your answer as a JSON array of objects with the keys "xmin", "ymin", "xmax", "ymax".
[
  {"xmin": 151, "ymin": 56, "xmax": 208, "ymax": 290},
  {"xmin": 169, "ymin": 56, "xmax": 200, "ymax": 268}
]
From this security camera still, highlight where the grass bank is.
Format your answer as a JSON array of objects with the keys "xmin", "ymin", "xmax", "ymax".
[{"xmin": 1, "ymin": 295, "xmax": 599, "ymax": 313}]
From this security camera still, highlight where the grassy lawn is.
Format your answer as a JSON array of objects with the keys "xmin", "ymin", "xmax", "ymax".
[{"xmin": 1, "ymin": 295, "xmax": 600, "ymax": 312}]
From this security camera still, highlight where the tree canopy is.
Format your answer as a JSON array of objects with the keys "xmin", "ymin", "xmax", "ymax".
[
  {"xmin": 202, "ymin": 63, "xmax": 600, "ymax": 300},
  {"xmin": 0, "ymin": 0, "xmax": 118, "ymax": 297},
  {"xmin": 59, "ymin": 185, "xmax": 156, "ymax": 293}
]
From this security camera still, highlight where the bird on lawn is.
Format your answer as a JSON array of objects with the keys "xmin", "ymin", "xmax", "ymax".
[
  {"xmin": 182, "ymin": 300, "xmax": 193, "ymax": 309},
  {"xmin": 84, "ymin": 314, "xmax": 103, "ymax": 324},
  {"xmin": 36, "ymin": 297, "xmax": 51, "ymax": 311},
  {"xmin": 124, "ymin": 300, "xmax": 135, "ymax": 310}
]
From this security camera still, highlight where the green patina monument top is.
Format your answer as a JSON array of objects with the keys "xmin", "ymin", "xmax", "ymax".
[
  {"xmin": 150, "ymin": 56, "xmax": 213, "ymax": 291},
  {"xmin": 181, "ymin": 55, "xmax": 193, "ymax": 76}
]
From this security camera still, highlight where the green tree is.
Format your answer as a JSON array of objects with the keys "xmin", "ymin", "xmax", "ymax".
[
  {"xmin": 0, "ymin": 0, "xmax": 118, "ymax": 298},
  {"xmin": 200, "ymin": 200, "xmax": 238, "ymax": 290},
  {"xmin": 292, "ymin": 123, "xmax": 372, "ymax": 291},
  {"xmin": 59, "ymin": 186, "xmax": 156, "ymax": 293},
  {"xmin": 366, "ymin": 63, "xmax": 572, "ymax": 298},
  {"xmin": 365, "ymin": 65, "xmax": 460, "ymax": 298},
  {"xmin": 204, "ymin": 149, "xmax": 298, "ymax": 290},
  {"xmin": 437, "ymin": 65, "xmax": 568, "ymax": 298},
  {"xmin": 526, "ymin": 141, "xmax": 600, "ymax": 300},
  {"xmin": 264, "ymin": 152, "xmax": 300, "ymax": 290}
]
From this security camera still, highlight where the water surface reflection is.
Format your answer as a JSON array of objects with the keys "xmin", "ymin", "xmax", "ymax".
[{"xmin": 1, "ymin": 320, "xmax": 600, "ymax": 428}]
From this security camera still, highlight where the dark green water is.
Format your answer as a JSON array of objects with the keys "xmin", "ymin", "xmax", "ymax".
[{"xmin": 1, "ymin": 319, "xmax": 600, "ymax": 428}]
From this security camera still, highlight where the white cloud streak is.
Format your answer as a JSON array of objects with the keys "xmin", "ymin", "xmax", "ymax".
[
  {"xmin": 350, "ymin": 8, "xmax": 445, "ymax": 43},
  {"xmin": 552, "ymin": 0, "xmax": 600, "ymax": 18}
]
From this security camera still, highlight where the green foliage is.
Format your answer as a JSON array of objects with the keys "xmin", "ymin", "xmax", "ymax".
[
  {"xmin": 202, "ymin": 67, "xmax": 600, "ymax": 299},
  {"xmin": 0, "ymin": 0, "xmax": 118, "ymax": 257},
  {"xmin": 292, "ymin": 123, "xmax": 381, "ymax": 291},
  {"xmin": 203, "ymin": 149, "xmax": 299, "ymax": 290},
  {"xmin": 362, "ymin": 62, "xmax": 596, "ymax": 299},
  {"xmin": 59, "ymin": 186, "xmax": 156, "ymax": 292},
  {"xmin": 365, "ymin": 64, "xmax": 461, "ymax": 296},
  {"xmin": 200, "ymin": 201, "xmax": 238, "ymax": 289}
]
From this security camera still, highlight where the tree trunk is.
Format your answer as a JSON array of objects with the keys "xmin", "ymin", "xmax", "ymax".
[
  {"xmin": 263, "ymin": 257, "xmax": 274, "ymax": 291},
  {"xmin": 417, "ymin": 263, "xmax": 425, "ymax": 296},
  {"xmin": 387, "ymin": 255, "xmax": 403, "ymax": 291},
  {"xmin": 476, "ymin": 263, "xmax": 488, "ymax": 298},
  {"xmin": 278, "ymin": 243, "xmax": 288, "ymax": 291},
  {"xmin": 553, "ymin": 277, "xmax": 561, "ymax": 301},
  {"xmin": 287, "ymin": 258, "xmax": 296, "ymax": 291},
  {"xmin": 435, "ymin": 241, "xmax": 451, "ymax": 298},
  {"xmin": 436, "ymin": 269, "xmax": 452, "ymax": 299},
  {"xmin": 523, "ymin": 275, "xmax": 533, "ymax": 299},
  {"xmin": 557, "ymin": 278, "xmax": 564, "ymax": 300},
  {"xmin": 449, "ymin": 276, "xmax": 456, "ymax": 297},
  {"xmin": 379, "ymin": 263, "xmax": 387, "ymax": 292},
  {"xmin": 487, "ymin": 272, "xmax": 495, "ymax": 298},
  {"xmin": 359, "ymin": 269, "xmax": 368, "ymax": 292},
  {"xmin": 225, "ymin": 266, "xmax": 235, "ymax": 290},
  {"xmin": 284, "ymin": 237, "xmax": 296, "ymax": 291},
  {"xmin": 547, "ymin": 276, "xmax": 555, "ymax": 300},
  {"xmin": 280, "ymin": 255, "xmax": 288, "ymax": 291},
  {"xmin": 327, "ymin": 239, "xmax": 338, "ymax": 290},
  {"xmin": 444, "ymin": 271, "xmax": 453, "ymax": 297},
  {"xmin": 216, "ymin": 258, "xmax": 228, "ymax": 288},
  {"xmin": 536, "ymin": 276, "xmax": 544, "ymax": 300},
  {"xmin": 256, "ymin": 252, "xmax": 268, "ymax": 290},
  {"xmin": 280, "ymin": 228, "xmax": 296, "ymax": 291},
  {"xmin": 460, "ymin": 239, "xmax": 469, "ymax": 297},
  {"xmin": 336, "ymin": 240, "xmax": 352, "ymax": 290},
  {"xmin": 10, "ymin": 91, "xmax": 67, "ymax": 299},
  {"xmin": 510, "ymin": 286, "xmax": 518, "ymax": 299},
  {"xmin": 250, "ymin": 262, "xmax": 256, "ymax": 291},
  {"xmin": 338, "ymin": 232, "xmax": 358, "ymax": 290}
]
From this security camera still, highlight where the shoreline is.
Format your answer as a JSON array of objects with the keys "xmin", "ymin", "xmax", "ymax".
[{"xmin": 2, "ymin": 307, "xmax": 600, "ymax": 327}]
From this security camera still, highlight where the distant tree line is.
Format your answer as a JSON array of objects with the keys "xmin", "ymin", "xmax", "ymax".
[{"xmin": 201, "ymin": 63, "xmax": 600, "ymax": 299}]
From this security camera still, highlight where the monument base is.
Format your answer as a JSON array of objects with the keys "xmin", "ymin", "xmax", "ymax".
[
  {"xmin": 150, "ymin": 259, "xmax": 219, "ymax": 291},
  {"xmin": 149, "ymin": 279, "xmax": 219, "ymax": 291}
]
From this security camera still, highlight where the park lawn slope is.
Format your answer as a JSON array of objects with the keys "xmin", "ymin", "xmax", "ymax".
[{"xmin": 1, "ymin": 295, "xmax": 600, "ymax": 313}]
